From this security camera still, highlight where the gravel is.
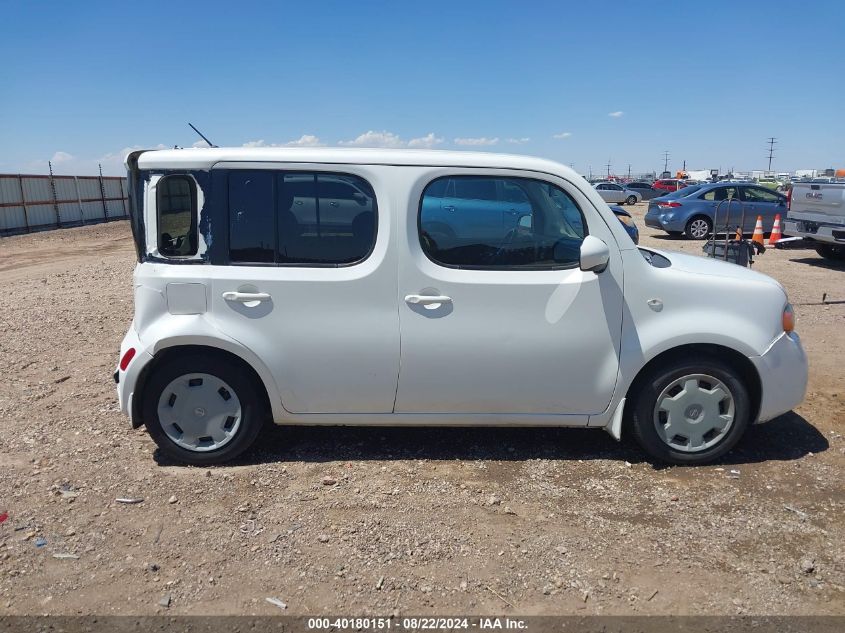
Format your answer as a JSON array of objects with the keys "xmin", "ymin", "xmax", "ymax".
[{"xmin": 0, "ymin": 218, "xmax": 842, "ymax": 615}]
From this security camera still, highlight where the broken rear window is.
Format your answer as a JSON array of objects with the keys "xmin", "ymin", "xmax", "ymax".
[{"xmin": 157, "ymin": 175, "xmax": 198, "ymax": 257}]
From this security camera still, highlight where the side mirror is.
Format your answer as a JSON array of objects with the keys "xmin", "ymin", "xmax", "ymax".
[{"xmin": 580, "ymin": 235, "xmax": 610, "ymax": 273}]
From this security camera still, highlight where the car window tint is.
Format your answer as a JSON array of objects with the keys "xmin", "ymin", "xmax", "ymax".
[
  {"xmin": 278, "ymin": 173, "xmax": 376, "ymax": 265},
  {"xmin": 228, "ymin": 171, "xmax": 377, "ymax": 266},
  {"xmin": 157, "ymin": 175, "xmax": 198, "ymax": 257},
  {"xmin": 702, "ymin": 186, "xmax": 738, "ymax": 202},
  {"xmin": 744, "ymin": 187, "xmax": 781, "ymax": 203},
  {"xmin": 420, "ymin": 176, "xmax": 586, "ymax": 269},
  {"xmin": 229, "ymin": 171, "xmax": 275, "ymax": 263},
  {"xmin": 454, "ymin": 178, "xmax": 498, "ymax": 200}
]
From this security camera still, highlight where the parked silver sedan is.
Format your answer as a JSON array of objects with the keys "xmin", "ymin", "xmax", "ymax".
[{"xmin": 593, "ymin": 182, "xmax": 642, "ymax": 205}]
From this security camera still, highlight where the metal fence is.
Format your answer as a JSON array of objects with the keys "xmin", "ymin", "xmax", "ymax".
[{"xmin": 0, "ymin": 173, "xmax": 129, "ymax": 236}]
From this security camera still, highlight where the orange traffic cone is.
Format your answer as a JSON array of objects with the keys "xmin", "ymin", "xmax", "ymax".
[
  {"xmin": 768, "ymin": 214, "xmax": 783, "ymax": 245},
  {"xmin": 751, "ymin": 216, "xmax": 765, "ymax": 245}
]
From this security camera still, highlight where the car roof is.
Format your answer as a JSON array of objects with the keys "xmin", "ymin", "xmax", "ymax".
[{"xmin": 132, "ymin": 147, "xmax": 578, "ymax": 178}]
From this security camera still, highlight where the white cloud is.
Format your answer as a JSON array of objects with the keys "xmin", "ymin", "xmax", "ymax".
[
  {"xmin": 20, "ymin": 144, "xmax": 170, "ymax": 176},
  {"xmin": 192, "ymin": 140, "xmax": 211, "ymax": 148},
  {"xmin": 338, "ymin": 130, "xmax": 444, "ymax": 149},
  {"xmin": 506, "ymin": 137, "xmax": 531, "ymax": 145},
  {"xmin": 407, "ymin": 133, "xmax": 444, "ymax": 149},
  {"xmin": 51, "ymin": 151, "xmax": 75, "ymax": 162},
  {"xmin": 284, "ymin": 134, "xmax": 324, "ymax": 147},
  {"xmin": 552, "ymin": 132, "xmax": 572, "ymax": 139},
  {"xmin": 242, "ymin": 135, "xmax": 324, "ymax": 148},
  {"xmin": 608, "ymin": 111, "xmax": 624, "ymax": 118},
  {"xmin": 454, "ymin": 137, "xmax": 500, "ymax": 146},
  {"xmin": 339, "ymin": 130, "xmax": 406, "ymax": 148}
]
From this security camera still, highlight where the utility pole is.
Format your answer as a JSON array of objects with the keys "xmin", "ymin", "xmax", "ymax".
[
  {"xmin": 606, "ymin": 158, "xmax": 611, "ymax": 179},
  {"xmin": 663, "ymin": 151, "xmax": 670, "ymax": 174},
  {"xmin": 766, "ymin": 137, "xmax": 777, "ymax": 172},
  {"xmin": 588, "ymin": 166, "xmax": 592, "ymax": 180},
  {"xmin": 627, "ymin": 164, "xmax": 631, "ymax": 179}
]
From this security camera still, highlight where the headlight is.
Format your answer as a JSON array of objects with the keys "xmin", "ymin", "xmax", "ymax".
[{"xmin": 782, "ymin": 303, "xmax": 795, "ymax": 333}]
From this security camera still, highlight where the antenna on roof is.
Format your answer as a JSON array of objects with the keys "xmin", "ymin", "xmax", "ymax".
[{"xmin": 188, "ymin": 123, "xmax": 217, "ymax": 148}]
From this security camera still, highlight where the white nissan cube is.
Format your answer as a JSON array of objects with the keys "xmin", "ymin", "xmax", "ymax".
[{"xmin": 116, "ymin": 148, "xmax": 807, "ymax": 466}]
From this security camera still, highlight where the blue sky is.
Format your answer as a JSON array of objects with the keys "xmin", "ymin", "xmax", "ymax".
[{"xmin": 1, "ymin": 0, "xmax": 843, "ymax": 176}]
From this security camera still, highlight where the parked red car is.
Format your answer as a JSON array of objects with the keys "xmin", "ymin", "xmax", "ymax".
[{"xmin": 653, "ymin": 179, "xmax": 689, "ymax": 193}]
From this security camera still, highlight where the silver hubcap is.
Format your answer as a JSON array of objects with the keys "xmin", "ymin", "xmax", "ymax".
[
  {"xmin": 653, "ymin": 374, "xmax": 735, "ymax": 452},
  {"xmin": 157, "ymin": 373, "xmax": 242, "ymax": 452},
  {"xmin": 690, "ymin": 219, "xmax": 709, "ymax": 238}
]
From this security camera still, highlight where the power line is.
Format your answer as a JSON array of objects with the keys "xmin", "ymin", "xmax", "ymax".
[{"xmin": 766, "ymin": 137, "xmax": 777, "ymax": 171}]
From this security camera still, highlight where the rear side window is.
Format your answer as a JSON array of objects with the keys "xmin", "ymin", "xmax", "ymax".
[
  {"xmin": 228, "ymin": 171, "xmax": 377, "ymax": 266},
  {"xmin": 157, "ymin": 175, "xmax": 197, "ymax": 257},
  {"xmin": 419, "ymin": 176, "xmax": 586, "ymax": 270},
  {"xmin": 229, "ymin": 171, "xmax": 275, "ymax": 263},
  {"xmin": 702, "ymin": 186, "xmax": 738, "ymax": 201}
]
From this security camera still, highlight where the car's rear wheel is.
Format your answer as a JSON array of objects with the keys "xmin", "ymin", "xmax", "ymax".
[
  {"xmin": 626, "ymin": 195, "xmax": 638, "ymax": 205},
  {"xmin": 684, "ymin": 215, "xmax": 712, "ymax": 240},
  {"xmin": 142, "ymin": 353, "xmax": 266, "ymax": 465},
  {"xmin": 628, "ymin": 356, "xmax": 751, "ymax": 465},
  {"xmin": 815, "ymin": 244, "xmax": 845, "ymax": 260}
]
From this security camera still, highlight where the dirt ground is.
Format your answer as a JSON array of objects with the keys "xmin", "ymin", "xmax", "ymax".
[{"xmin": 0, "ymin": 206, "xmax": 843, "ymax": 616}]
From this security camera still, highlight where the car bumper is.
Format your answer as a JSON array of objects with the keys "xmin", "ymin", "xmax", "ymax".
[
  {"xmin": 783, "ymin": 219, "xmax": 845, "ymax": 244},
  {"xmin": 644, "ymin": 211, "xmax": 684, "ymax": 232},
  {"xmin": 115, "ymin": 324, "xmax": 154, "ymax": 428},
  {"xmin": 750, "ymin": 331, "xmax": 808, "ymax": 423}
]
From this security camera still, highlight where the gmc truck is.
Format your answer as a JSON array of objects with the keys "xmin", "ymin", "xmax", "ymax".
[{"xmin": 784, "ymin": 180, "xmax": 845, "ymax": 260}]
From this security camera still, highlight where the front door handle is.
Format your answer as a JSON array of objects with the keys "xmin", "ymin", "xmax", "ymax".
[
  {"xmin": 222, "ymin": 291, "xmax": 272, "ymax": 303},
  {"xmin": 405, "ymin": 294, "xmax": 452, "ymax": 306}
]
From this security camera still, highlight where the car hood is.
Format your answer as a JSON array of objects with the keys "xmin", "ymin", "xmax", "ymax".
[{"xmin": 647, "ymin": 247, "xmax": 784, "ymax": 289}]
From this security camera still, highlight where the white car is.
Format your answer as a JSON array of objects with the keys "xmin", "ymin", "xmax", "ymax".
[
  {"xmin": 594, "ymin": 182, "xmax": 642, "ymax": 205},
  {"xmin": 116, "ymin": 148, "xmax": 807, "ymax": 466}
]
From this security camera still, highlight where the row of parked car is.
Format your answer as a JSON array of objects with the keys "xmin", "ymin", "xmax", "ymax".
[
  {"xmin": 592, "ymin": 179, "xmax": 694, "ymax": 204},
  {"xmin": 593, "ymin": 179, "xmax": 789, "ymax": 241}
]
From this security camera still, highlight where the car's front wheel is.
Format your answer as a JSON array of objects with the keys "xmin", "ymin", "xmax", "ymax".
[
  {"xmin": 626, "ymin": 195, "xmax": 638, "ymax": 205},
  {"xmin": 628, "ymin": 356, "xmax": 751, "ymax": 465},
  {"xmin": 684, "ymin": 215, "xmax": 712, "ymax": 240},
  {"xmin": 142, "ymin": 353, "xmax": 266, "ymax": 465}
]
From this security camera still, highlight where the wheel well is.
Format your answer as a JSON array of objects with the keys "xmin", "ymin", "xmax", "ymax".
[
  {"xmin": 131, "ymin": 345, "xmax": 272, "ymax": 429},
  {"xmin": 623, "ymin": 343, "xmax": 761, "ymax": 426}
]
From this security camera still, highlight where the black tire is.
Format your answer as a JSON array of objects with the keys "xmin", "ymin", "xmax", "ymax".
[
  {"xmin": 815, "ymin": 244, "xmax": 845, "ymax": 260},
  {"xmin": 626, "ymin": 195, "xmax": 638, "ymax": 205},
  {"xmin": 684, "ymin": 215, "xmax": 712, "ymax": 240},
  {"xmin": 666, "ymin": 230, "xmax": 683, "ymax": 238},
  {"xmin": 142, "ymin": 353, "xmax": 266, "ymax": 465},
  {"xmin": 627, "ymin": 355, "xmax": 751, "ymax": 465}
]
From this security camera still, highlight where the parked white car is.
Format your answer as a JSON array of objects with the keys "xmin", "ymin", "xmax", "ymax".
[
  {"xmin": 117, "ymin": 148, "xmax": 807, "ymax": 466},
  {"xmin": 593, "ymin": 182, "xmax": 642, "ymax": 205}
]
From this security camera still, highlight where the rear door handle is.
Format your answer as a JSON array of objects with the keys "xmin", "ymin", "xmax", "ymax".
[
  {"xmin": 405, "ymin": 294, "xmax": 452, "ymax": 306},
  {"xmin": 222, "ymin": 291, "xmax": 272, "ymax": 303}
]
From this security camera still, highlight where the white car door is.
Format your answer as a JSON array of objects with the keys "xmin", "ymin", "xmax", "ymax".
[
  {"xmin": 395, "ymin": 169, "xmax": 624, "ymax": 416},
  {"xmin": 209, "ymin": 166, "xmax": 400, "ymax": 414}
]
